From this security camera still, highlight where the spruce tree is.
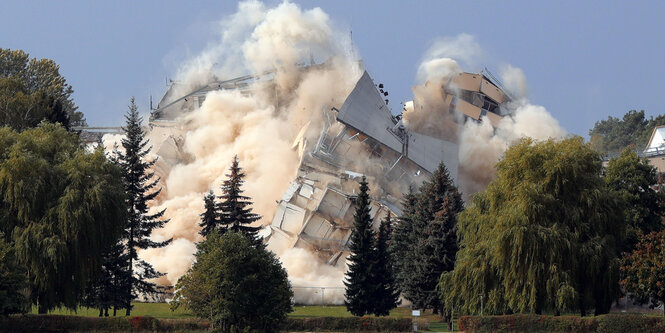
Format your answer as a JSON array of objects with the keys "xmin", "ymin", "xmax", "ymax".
[
  {"xmin": 199, "ymin": 190, "xmax": 218, "ymax": 237},
  {"xmin": 391, "ymin": 186, "xmax": 418, "ymax": 296},
  {"xmin": 218, "ymin": 156, "xmax": 261, "ymax": 243},
  {"xmin": 372, "ymin": 212, "xmax": 401, "ymax": 316},
  {"xmin": 117, "ymin": 97, "xmax": 172, "ymax": 315},
  {"xmin": 344, "ymin": 176, "xmax": 376, "ymax": 316},
  {"xmin": 395, "ymin": 163, "xmax": 463, "ymax": 313}
]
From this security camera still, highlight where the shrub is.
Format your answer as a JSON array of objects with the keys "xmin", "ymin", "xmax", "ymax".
[
  {"xmin": 458, "ymin": 314, "xmax": 665, "ymax": 333},
  {"xmin": 283, "ymin": 317, "xmax": 412, "ymax": 332},
  {"xmin": 595, "ymin": 314, "xmax": 665, "ymax": 333}
]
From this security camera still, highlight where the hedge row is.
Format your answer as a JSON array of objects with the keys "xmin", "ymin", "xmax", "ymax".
[
  {"xmin": 0, "ymin": 315, "xmax": 209, "ymax": 332},
  {"xmin": 284, "ymin": 317, "xmax": 414, "ymax": 332},
  {"xmin": 459, "ymin": 313, "xmax": 665, "ymax": 333},
  {"xmin": 0, "ymin": 314, "xmax": 413, "ymax": 332}
]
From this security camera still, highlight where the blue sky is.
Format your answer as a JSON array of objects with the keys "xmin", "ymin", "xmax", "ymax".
[{"xmin": 1, "ymin": 1, "xmax": 664, "ymax": 137}]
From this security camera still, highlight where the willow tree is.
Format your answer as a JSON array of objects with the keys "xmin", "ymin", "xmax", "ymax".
[
  {"xmin": 440, "ymin": 137, "xmax": 624, "ymax": 316},
  {"xmin": 0, "ymin": 124, "xmax": 126, "ymax": 313}
]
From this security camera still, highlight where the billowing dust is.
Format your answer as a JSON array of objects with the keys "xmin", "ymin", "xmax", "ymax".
[{"xmin": 104, "ymin": 2, "xmax": 565, "ymax": 304}]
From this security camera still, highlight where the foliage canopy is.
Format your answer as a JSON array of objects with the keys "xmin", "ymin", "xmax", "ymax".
[
  {"xmin": 440, "ymin": 137, "xmax": 624, "ymax": 316},
  {"xmin": 173, "ymin": 231, "xmax": 293, "ymax": 332},
  {"xmin": 0, "ymin": 123, "xmax": 126, "ymax": 313}
]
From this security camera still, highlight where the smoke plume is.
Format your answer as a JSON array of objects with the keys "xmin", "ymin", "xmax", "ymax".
[
  {"xmin": 124, "ymin": 1, "xmax": 362, "ymax": 299},
  {"xmin": 105, "ymin": 2, "xmax": 567, "ymax": 303}
]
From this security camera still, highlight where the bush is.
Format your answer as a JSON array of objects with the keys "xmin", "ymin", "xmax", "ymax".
[
  {"xmin": 282, "ymin": 317, "xmax": 412, "ymax": 332},
  {"xmin": 458, "ymin": 314, "xmax": 665, "ymax": 333},
  {"xmin": 0, "ymin": 314, "xmax": 209, "ymax": 332},
  {"xmin": 0, "ymin": 314, "xmax": 412, "ymax": 332},
  {"xmin": 595, "ymin": 314, "xmax": 665, "ymax": 333}
]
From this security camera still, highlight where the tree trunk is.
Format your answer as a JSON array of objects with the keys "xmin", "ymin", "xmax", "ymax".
[
  {"xmin": 38, "ymin": 303, "xmax": 47, "ymax": 314},
  {"xmin": 99, "ymin": 308, "xmax": 103, "ymax": 317},
  {"xmin": 104, "ymin": 308, "xmax": 109, "ymax": 317}
]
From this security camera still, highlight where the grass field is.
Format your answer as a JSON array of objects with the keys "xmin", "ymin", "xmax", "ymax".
[{"xmin": 32, "ymin": 303, "xmax": 456, "ymax": 331}]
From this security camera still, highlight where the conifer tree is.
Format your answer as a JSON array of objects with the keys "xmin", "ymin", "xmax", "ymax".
[
  {"xmin": 393, "ymin": 163, "xmax": 463, "ymax": 313},
  {"xmin": 391, "ymin": 187, "xmax": 418, "ymax": 295},
  {"xmin": 84, "ymin": 241, "xmax": 131, "ymax": 317},
  {"xmin": 199, "ymin": 190, "xmax": 218, "ymax": 237},
  {"xmin": 372, "ymin": 213, "xmax": 401, "ymax": 316},
  {"xmin": 117, "ymin": 97, "xmax": 172, "ymax": 315},
  {"xmin": 218, "ymin": 156, "xmax": 261, "ymax": 243},
  {"xmin": 344, "ymin": 176, "xmax": 376, "ymax": 316}
]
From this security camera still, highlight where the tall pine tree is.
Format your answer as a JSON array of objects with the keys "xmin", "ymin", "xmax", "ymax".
[
  {"xmin": 372, "ymin": 212, "xmax": 401, "ymax": 316},
  {"xmin": 218, "ymin": 156, "xmax": 261, "ymax": 243},
  {"xmin": 199, "ymin": 190, "xmax": 218, "ymax": 237},
  {"xmin": 344, "ymin": 176, "xmax": 376, "ymax": 316},
  {"xmin": 391, "ymin": 186, "xmax": 418, "ymax": 297},
  {"xmin": 117, "ymin": 97, "xmax": 172, "ymax": 316},
  {"xmin": 393, "ymin": 163, "xmax": 463, "ymax": 313}
]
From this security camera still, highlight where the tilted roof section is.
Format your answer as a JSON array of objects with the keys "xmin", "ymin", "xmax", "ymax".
[
  {"xmin": 336, "ymin": 71, "xmax": 403, "ymax": 153},
  {"xmin": 336, "ymin": 71, "xmax": 459, "ymax": 177}
]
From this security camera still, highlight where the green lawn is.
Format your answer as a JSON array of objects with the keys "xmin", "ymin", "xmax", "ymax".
[{"xmin": 34, "ymin": 303, "xmax": 455, "ymax": 331}]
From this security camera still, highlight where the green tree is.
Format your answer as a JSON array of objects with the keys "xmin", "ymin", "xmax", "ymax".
[
  {"xmin": 117, "ymin": 98, "xmax": 171, "ymax": 315},
  {"xmin": 589, "ymin": 109, "xmax": 665, "ymax": 154},
  {"xmin": 0, "ymin": 77, "xmax": 69, "ymax": 131},
  {"xmin": 393, "ymin": 163, "xmax": 462, "ymax": 314},
  {"xmin": 84, "ymin": 239, "xmax": 132, "ymax": 317},
  {"xmin": 0, "ymin": 49, "xmax": 84, "ymax": 126},
  {"xmin": 0, "ymin": 124, "xmax": 126, "ymax": 313},
  {"xmin": 0, "ymin": 233, "xmax": 26, "ymax": 316},
  {"xmin": 344, "ymin": 176, "xmax": 376, "ymax": 316},
  {"xmin": 440, "ymin": 137, "xmax": 624, "ymax": 316},
  {"xmin": 199, "ymin": 190, "xmax": 218, "ymax": 237},
  {"xmin": 372, "ymin": 213, "xmax": 400, "ymax": 316},
  {"xmin": 620, "ymin": 230, "xmax": 665, "ymax": 316},
  {"xmin": 605, "ymin": 148, "xmax": 664, "ymax": 252},
  {"xmin": 218, "ymin": 156, "xmax": 260, "ymax": 242},
  {"xmin": 172, "ymin": 231, "xmax": 293, "ymax": 332},
  {"xmin": 390, "ymin": 187, "xmax": 418, "ymax": 299}
]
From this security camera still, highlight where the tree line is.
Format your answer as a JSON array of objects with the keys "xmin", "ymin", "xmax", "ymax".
[
  {"xmin": 0, "ymin": 48, "xmax": 171, "ymax": 317},
  {"xmin": 344, "ymin": 135, "xmax": 665, "ymax": 324},
  {"xmin": 3, "ymin": 46, "xmax": 665, "ymax": 331}
]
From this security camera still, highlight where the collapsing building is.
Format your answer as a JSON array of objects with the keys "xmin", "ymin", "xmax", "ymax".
[
  {"xmin": 263, "ymin": 69, "xmax": 510, "ymax": 266},
  {"xmin": 138, "ymin": 66, "xmax": 510, "ymax": 295}
]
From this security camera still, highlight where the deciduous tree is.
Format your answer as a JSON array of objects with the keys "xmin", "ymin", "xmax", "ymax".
[
  {"xmin": 0, "ymin": 124, "xmax": 126, "ymax": 313},
  {"xmin": 605, "ymin": 148, "xmax": 664, "ymax": 252},
  {"xmin": 621, "ymin": 230, "xmax": 665, "ymax": 316},
  {"xmin": 440, "ymin": 137, "xmax": 624, "ymax": 316},
  {"xmin": 172, "ymin": 231, "xmax": 293, "ymax": 332},
  {"xmin": 0, "ymin": 48, "xmax": 84, "ymax": 127},
  {"xmin": 0, "ymin": 233, "xmax": 26, "ymax": 316}
]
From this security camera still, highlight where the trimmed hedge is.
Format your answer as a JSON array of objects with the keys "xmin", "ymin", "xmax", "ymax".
[
  {"xmin": 284, "ymin": 317, "xmax": 414, "ymax": 332},
  {"xmin": 0, "ymin": 314, "xmax": 412, "ymax": 332},
  {"xmin": 459, "ymin": 313, "xmax": 665, "ymax": 333},
  {"xmin": 0, "ymin": 314, "xmax": 209, "ymax": 332}
]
